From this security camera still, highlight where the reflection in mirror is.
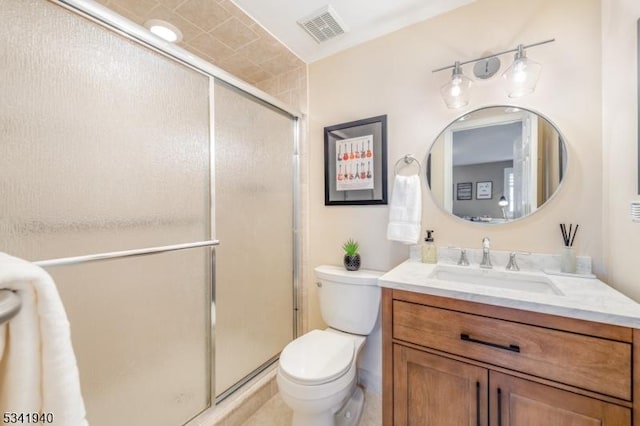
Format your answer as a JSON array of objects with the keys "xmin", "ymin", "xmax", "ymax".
[{"xmin": 426, "ymin": 106, "xmax": 567, "ymax": 224}]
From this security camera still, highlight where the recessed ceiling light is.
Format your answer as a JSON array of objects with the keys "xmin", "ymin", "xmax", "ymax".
[{"xmin": 144, "ymin": 19, "xmax": 183, "ymax": 43}]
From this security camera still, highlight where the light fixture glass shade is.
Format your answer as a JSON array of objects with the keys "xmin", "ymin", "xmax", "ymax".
[
  {"xmin": 502, "ymin": 47, "xmax": 542, "ymax": 98},
  {"xmin": 440, "ymin": 62, "xmax": 472, "ymax": 109},
  {"xmin": 144, "ymin": 19, "xmax": 183, "ymax": 43}
]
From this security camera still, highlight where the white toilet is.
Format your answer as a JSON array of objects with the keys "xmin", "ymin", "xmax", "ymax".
[{"xmin": 277, "ymin": 265, "xmax": 384, "ymax": 426}]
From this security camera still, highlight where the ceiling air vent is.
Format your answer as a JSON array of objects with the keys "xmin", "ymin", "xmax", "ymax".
[{"xmin": 297, "ymin": 5, "xmax": 348, "ymax": 43}]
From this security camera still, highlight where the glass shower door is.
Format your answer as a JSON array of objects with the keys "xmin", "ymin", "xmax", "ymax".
[
  {"xmin": 0, "ymin": 0, "xmax": 212, "ymax": 424},
  {"xmin": 213, "ymin": 80, "xmax": 295, "ymax": 397}
]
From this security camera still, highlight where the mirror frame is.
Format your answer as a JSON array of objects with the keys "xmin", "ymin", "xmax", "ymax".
[{"xmin": 426, "ymin": 105, "xmax": 569, "ymax": 225}]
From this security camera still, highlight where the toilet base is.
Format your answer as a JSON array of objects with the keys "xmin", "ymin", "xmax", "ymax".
[
  {"xmin": 335, "ymin": 385, "xmax": 364, "ymax": 426},
  {"xmin": 290, "ymin": 384, "xmax": 365, "ymax": 426}
]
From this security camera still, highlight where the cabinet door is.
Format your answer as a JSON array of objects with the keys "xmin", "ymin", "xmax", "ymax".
[
  {"xmin": 394, "ymin": 344, "xmax": 488, "ymax": 425},
  {"xmin": 489, "ymin": 371, "xmax": 631, "ymax": 426}
]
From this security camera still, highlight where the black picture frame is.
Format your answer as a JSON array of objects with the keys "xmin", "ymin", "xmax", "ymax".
[
  {"xmin": 456, "ymin": 182, "xmax": 472, "ymax": 200},
  {"xmin": 324, "ymin": 115, "xmax": 388, "ymax": 205},
  {"xmin": 476, "ymin": 181, "xmax": 493, "ymax": 200}
]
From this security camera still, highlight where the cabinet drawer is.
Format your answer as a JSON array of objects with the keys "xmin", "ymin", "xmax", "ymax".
[{"xmin": 392, "ymin": 300, "xmax": 631, "ymax": 400}]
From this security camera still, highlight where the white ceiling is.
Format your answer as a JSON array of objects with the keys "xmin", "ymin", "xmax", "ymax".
[{"xmin": 230, "ymin": 0, "xmax": 475, "ymax": 63}]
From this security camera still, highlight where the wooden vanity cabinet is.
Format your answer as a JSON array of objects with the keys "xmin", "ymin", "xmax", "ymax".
[
  {"xmin": 489, "ymin": 371, "xmax": 630, "ymax": 425},
  {"xmin": 382, "ymin": 288, "xmax": 637, "ymax": 426},
  {"xmin": 393, "ymin": 345, "xmax": 488, "ymax": 425}
]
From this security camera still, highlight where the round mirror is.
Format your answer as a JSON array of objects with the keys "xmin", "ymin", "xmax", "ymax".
[{"xmin": 426, "ymin": 106, "xmax": 567, "ymax": 224}]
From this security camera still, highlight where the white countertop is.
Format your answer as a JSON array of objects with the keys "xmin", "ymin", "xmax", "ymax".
[{"xmin": 379, "ymin": 260, "xmax": 640, "ymax": 328}]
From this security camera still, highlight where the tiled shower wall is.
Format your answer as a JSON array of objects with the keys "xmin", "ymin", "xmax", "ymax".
[{"xmin": 95, "ymin": 0, "xmax": 308, "ymax": 113}]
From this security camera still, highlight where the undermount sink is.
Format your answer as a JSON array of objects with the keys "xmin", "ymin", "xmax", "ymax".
[{"xmin": 428, "ymin": 265, "xmax": 563, "ymax": 295}]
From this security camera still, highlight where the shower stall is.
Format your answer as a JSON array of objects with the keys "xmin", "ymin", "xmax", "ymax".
[{"xmin": 0, "ymin": 0, "xmax": 300, "ymax": 424}]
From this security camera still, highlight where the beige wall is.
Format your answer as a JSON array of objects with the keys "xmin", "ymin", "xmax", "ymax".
[
  {"xmin": 308, "ymin": 0, "xmax": 604, "ymax": 330},
  {"xmin": 602, "ymin": 0, "xmax": 640, "ymax": 300}
]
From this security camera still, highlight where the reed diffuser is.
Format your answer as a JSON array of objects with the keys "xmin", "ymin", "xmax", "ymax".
[{"xmin": 559, "ymin": 223, "xmax": 579, "ymax": 273}]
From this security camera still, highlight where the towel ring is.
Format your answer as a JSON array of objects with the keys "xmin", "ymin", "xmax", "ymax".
[{"xmin": 394, "ymin": 154, "xmax": 421, "ymax": 176}]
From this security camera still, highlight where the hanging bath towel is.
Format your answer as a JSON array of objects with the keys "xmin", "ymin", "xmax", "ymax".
[
  {"xmin": 387, "ymin": 174, "xmax": 422, "ymax": 244},
  {"xmin": 0, "ymin": 253, "xmax": 88, "ymax": 426}
]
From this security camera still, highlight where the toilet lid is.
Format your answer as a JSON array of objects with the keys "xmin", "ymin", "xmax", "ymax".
[{"xmin": 279, "ymin": 330, "xmax": 354, "ymax": 385}]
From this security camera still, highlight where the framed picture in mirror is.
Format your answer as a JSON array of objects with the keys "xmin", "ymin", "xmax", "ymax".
[
  {"xmin": 324, "ymin": 115, "xmax": 388, "ymax": 205},
  {"xmin": 476, "ymin": 181, "xmax": 493, "ymax": 200},
  {"xmin": 456, "ymin": 182, "xmax": 472, "ymax": 200}
]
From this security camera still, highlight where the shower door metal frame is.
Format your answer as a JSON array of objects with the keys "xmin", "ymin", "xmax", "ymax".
[{"xmin": 49, "ymin": 0, "xmax": 303, "ymax": 414}]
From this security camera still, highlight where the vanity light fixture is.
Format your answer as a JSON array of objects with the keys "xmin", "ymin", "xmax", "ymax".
[
  {"xmin": 433, "ymin": 38, "xmax": 555, "ymax": 108},
  {"xmin": 144, "ymin": 19, "xmax": 183, "ymax": 43},
  {"xmin": 439, "ymin": 61, "xmax": 472, "ymax": 109}
]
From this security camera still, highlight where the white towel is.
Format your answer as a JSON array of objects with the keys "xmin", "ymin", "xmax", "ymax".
[
  {"xmin": 0, "ymin": 253, "xmax": 88, "ymax": 426},
  {"xmin": 387, "ymin": 174, "xmax": 422, "ymax": 244}
]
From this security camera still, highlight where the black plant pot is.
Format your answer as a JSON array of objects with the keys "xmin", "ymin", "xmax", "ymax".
[{"xmin": 343, "ymin": 254, "xmax": 361, "ymax": 271}]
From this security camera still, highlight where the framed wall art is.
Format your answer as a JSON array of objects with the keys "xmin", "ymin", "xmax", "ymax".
[{"xmin": 324, "ymin": 115, "xmax": 388, "ymax": 205}]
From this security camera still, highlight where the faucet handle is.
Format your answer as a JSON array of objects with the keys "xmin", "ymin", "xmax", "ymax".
[
  {"xmin": 506, "ymin": 251, "xmax": 531, "ymax": 271},
  {"xmin": 457, "ymin": 249, "xmax": 470, "ymax": 266},
  {"xmin": 506, "ymin": 252, "xmax": 519, "ymax": 271},
  {"xmin": 446, "ymin": 247, "xmax": 470, "ymax": 266}
]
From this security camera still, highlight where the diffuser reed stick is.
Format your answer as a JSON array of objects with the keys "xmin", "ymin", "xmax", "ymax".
[
  {"xmin": 559, "ymin": 223, "xmax": 579, "ymax": 247},
  {"xmin": 559, "ymin": 223, "xmax": 579, "ymax": 273}
]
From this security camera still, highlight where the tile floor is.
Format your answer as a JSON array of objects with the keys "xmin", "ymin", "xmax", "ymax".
[{"xmin": 241, "ymin": 390, "xmax": 382, "ymax": 426}]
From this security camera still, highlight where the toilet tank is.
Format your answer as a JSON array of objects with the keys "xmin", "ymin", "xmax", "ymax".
[{"xmin": 314, "ymin": 265, "xmax": 384, "ymax": 335}]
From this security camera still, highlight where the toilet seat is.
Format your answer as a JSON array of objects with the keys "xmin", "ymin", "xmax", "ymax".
[{"xmin": 279, "ymin": 329, "xmax": 354, "ymax": 386}]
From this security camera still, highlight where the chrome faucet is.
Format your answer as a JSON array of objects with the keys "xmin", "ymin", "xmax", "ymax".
[{"xmin": 480, "ymin": 237, "xmax": 492, "ymax": 269}]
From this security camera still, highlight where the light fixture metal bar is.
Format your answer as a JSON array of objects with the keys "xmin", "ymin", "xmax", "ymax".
[{"xmin": 432, "ymin": 38, "xmax": 555, "ymax": 73}]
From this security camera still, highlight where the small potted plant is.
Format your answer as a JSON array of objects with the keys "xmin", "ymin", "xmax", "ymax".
[{"xmin": 342, "ymin": 238, "xmax": 361, "ymax": 271}]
